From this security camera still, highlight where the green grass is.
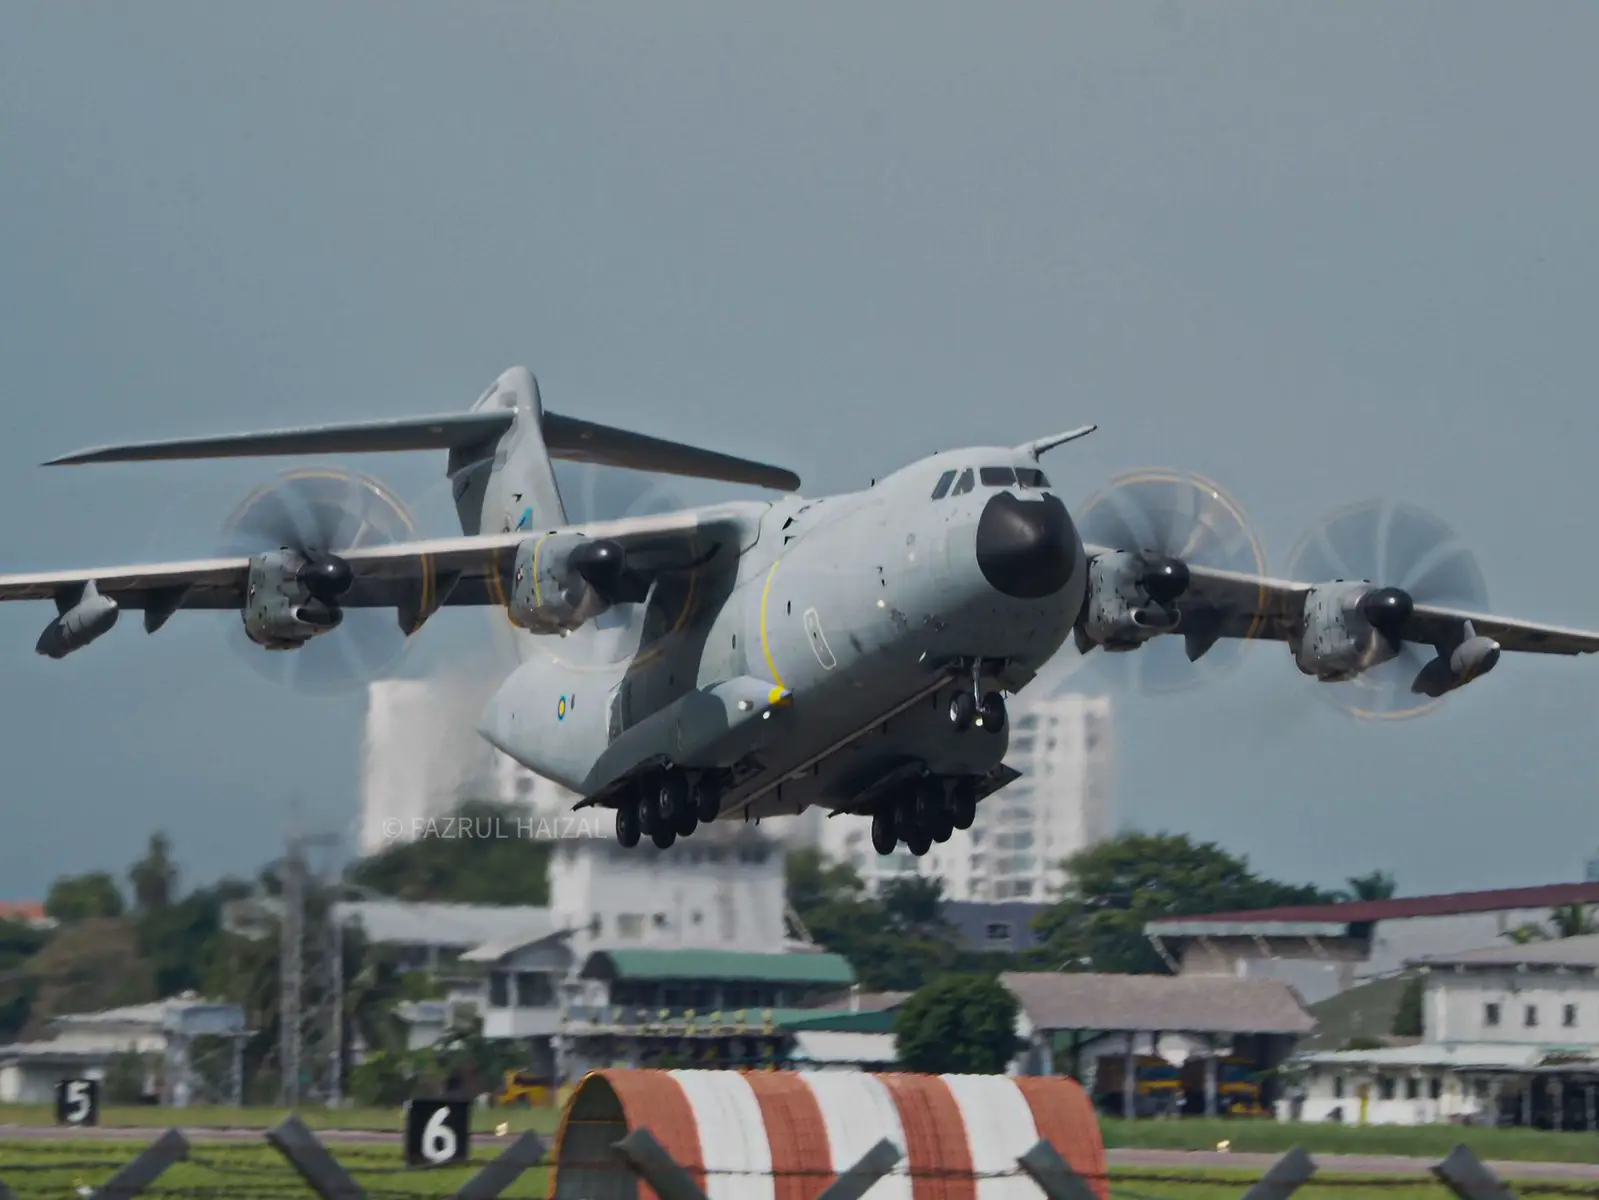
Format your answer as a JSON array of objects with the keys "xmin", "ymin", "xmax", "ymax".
[
  {"xmin": 0, "ymin": 1103, "xmax": 560, "ymax": 1134},
  {"xmin": 0, "ymin": 1139, "xmax": 551, "ymax": 1200},
  {"xmin": 1105, "ymin": 1168, "xmax": 1593, "ymax": 1200},
  {"xmin": 1101, "ymin": 1118, "xmax": 1599, "ymax": 1164}
]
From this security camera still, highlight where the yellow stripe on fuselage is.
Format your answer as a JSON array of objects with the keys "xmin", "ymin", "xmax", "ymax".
[{"xmin": 760, "ymin": 561, "xmax": 786, "ymax": 689}]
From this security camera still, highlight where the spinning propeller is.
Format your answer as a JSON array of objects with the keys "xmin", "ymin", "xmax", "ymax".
[
  {"xmin": 1063, "ymin": 468, "xmax": 1267, "ymax": 695},
  {"xmin": 217, "ymin": 467, "xmax": 428, "ymax": 692},
  {"xmin": 1285, "ymin": 499, "xmax": 1489, "ymax": 721}
]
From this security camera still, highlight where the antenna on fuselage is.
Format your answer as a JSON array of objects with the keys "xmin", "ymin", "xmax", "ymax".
[{"xmin": 1021, "ymin": 425, "xmax": 1097, "ymax": 459}]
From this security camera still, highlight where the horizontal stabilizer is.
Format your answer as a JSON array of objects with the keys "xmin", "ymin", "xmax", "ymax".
[
  {"xmin": 44, "ymin": 408, "xmax": 799, "ymax": 491},
  {"xmin": 542, "ymin": 413, "xmax": 798, "ymax": 491},
  {"xmin": 44, "ymin": 412, "xmax": 515, "ymax": 465}
]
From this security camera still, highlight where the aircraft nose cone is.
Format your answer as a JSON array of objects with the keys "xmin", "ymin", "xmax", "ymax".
[{"xmin": 975, "ymin": 491, "xmax": 1076, "ymax": 598}]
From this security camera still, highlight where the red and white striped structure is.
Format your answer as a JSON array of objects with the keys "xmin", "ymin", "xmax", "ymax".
[{"xmin": 552, "ymin": 1068, "xmax": 1107, "ymax": 1200}]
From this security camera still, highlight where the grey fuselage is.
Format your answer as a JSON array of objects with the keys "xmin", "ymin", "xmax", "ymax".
[{"xmin": 477, "ymin": 447, "xmax": 1086, "ymax": 821}]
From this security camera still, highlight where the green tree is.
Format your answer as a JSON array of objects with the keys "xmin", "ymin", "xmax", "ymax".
[
  {"xmin": 0, "ymin": 918, "xmax": 51, "ymax": 1040},
  {"xmin": 136, "ymin": 878, "xmax": 253, "ymax": 998},
  {"xmin": 894, "ymin": 974, "xmax": 1020, "ymax": 1074},
  {"xmin": 1503, "ymin": 902, "xmax": 1599, "ymax": 944},
  {"xmin": 1031, "ymin": 831, "xmax": 1339, "ymax": 975},
  {"xmin": 348, "ymin": 799, "xmax": 551, "ymax": 905},
  {"xmin": 1338, "ymin": 871, "xmax": 1397, "ymax": 902},
  {"xmin": 22, "ymin": 917, "xmax": 155, "ymax": 1035},
  {"xmin": 1392, "ymin": 973, "xmax": 1425, "ymax": 1037},
  {"xmin": 128, "ymin": 833, "xmax": 179, "ymax": 914},
  {"xmin": 45, "ymin": 872, "xmax": 125, "ymax": 921}
]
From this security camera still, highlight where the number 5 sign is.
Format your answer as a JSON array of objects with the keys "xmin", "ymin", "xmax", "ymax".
[
  {"xmin": 404, "ymin": 1098, "xmax": 470, "ymax": 1166},
  {"xmin": 56, "ymin": 1078, "xmax": 100, "ymax": 1126}
]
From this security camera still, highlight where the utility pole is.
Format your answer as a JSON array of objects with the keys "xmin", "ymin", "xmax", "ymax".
[
  {"xmin": 279, "ymin": 836, "xmax": 304, "ymax": 1108},
  {"xmin": 277, "ymin": 829, "xmax": 347, "ymax": 1109}
]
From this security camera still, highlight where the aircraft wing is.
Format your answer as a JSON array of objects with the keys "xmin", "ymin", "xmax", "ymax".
[
  {"xmin": 1160, "ymin": 561, "xmax": 1599, "ymax": 656},
  {"xmin": 0, "ymin": 509, "xmax": 734, "ymax": 616}
]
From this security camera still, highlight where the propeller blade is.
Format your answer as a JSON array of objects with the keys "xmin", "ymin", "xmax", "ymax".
[
  {"xmin": 1065, "ymin": 468, "xmax": 1267, "ymax": 697},
  {"xmin": 1285, "ymin": 499, "xmax": 1489, "ymax": 721}
]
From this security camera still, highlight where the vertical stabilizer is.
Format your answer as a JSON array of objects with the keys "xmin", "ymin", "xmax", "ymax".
[{"xmin": 450, "ymin": 367, "xmax": 568, "ymax": 536}]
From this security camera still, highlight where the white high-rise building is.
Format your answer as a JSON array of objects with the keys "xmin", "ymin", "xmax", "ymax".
[{"xmin": 820, "ymin": 692, "xmax": 1114, "ymax": 901}]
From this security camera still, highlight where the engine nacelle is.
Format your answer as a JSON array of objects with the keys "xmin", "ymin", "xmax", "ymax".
[
  {"xmin": 1412, "ymin": 631, "xmax": 1501, "ymax": 698},
  {"xmin": 242, "ymin": 552, "xmax": 345, "ymax": 649},
  {"xmin": 1294, "ymin": 583, "xmax": 1413, "ymax": 680},
  {"xmin": 1076, "ymin": 551, "xmax": 1185, "ymax": 651},
  {"xmin": 36, "ymin": 580, "xmax": 120, "ymax": 659},
  {"xmin": 507, "ymin": 534, "xmax": 623, "ymax": 634}
]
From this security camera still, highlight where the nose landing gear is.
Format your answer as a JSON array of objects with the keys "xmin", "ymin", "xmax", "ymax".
[{"xmin": 947, "ymin": 661, "xmax": 1007, "ymax": 733}]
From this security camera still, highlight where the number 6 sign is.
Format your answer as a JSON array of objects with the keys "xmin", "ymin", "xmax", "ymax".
[
  {"xmin": 403, "ymin": 1098, "xmax": 469, "ymax": 1166},
  {"xmin": 56, "ymin": 1078, "xmax": 100, "ymax": 1126}
]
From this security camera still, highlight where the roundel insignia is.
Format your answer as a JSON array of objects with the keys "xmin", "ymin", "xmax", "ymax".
[{"xmin": 557, "ymin": 696, "xmax": 567, "ymax": 721}]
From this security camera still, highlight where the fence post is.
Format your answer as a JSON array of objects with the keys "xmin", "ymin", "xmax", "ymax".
[
  {"xmin": 613, "ymin": 1127, "xmax": 711, "ymax": 1200},
  {"xmin": 1433, "ymin": 1144, "xmax": 1520, "ymax": 1200},
  {"xmin": 454, "ymin": 1131, "xmax": 548, "ymax": 1200},
  {"xmin": 266, "ymin": 1114, "xmax": 367, "ymax": 1200},
  {"xmin": 815, "ymin": 1139, "xmax": 902, "ymax": 1200},
  {"xmin": 88, "ymin": 1128, "xmax": 190, "ymax": 1200},
  {"xmin": 1238, "ymin": 1146, "xmax": 1317, "ymax": 1200},
  {"xmin": 1017, "ymin": 1139, "xmax": 1101, "ymax": 1200},
  {"xmin": 0, "ymin": 1178, "xmax": 16, "ymax": 1200}
]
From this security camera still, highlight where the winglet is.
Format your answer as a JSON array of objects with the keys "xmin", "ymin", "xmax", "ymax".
[{"xmin": 1022, "ymin": 425, "xmax": 1097, "ymax": 459}]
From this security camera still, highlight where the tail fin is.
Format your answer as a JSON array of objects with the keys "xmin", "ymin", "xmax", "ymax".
[{"xmin": 44, "ymin": 366, "xmax": 800, "ymax": 536}]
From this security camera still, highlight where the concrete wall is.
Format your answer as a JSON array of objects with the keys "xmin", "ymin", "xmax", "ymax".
[{"xmin": 1426, "ymin": 970, "xmax": 1599, "ymax": 1047}]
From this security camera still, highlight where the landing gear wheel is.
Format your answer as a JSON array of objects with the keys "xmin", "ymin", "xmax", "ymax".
[
  {"xmin": 915, "ymin": 778, "xmax": 944, "ymax": 829},
  {"xmin": 948, "ymin": 691, "xmax": 976, "ymax": 732},
  {"xmin": 950, "ymin": 779, "xmax": 978, "ymax": 830},
  {"xmin": 904, "ymin": 822, "xmax": 933, "ymax": 857},
  {"xmin": 673, "ymin": 805, "xmax": 699, "ymax": 838},
  {"xmin": 870, "ymin": 808, "xmax": 897, "ymax": 855},
  {"xmin": 657, "ymin": 769, "xmax": 689, "ymax": 829},
  {"xmin": 976, "ymin": 691, "xmax": 1007, "ymax": 733},
  {"xmin": 615, "ymin": 798, "xmax": 641, "ymax": 848},
  {"xmin": 651, "ymin": 823, "xmax": 677, "ymax": 850},
  {"xmin": 930, "ymin": 807, "xmax": 955, "ymax": 844},
  {"xmin": 692, "ymin": 777, "xmax": 722, "ymax": 824},
  {"xmin": 637, "ymin": 784, "xmax": 657, "ymax": 835}
]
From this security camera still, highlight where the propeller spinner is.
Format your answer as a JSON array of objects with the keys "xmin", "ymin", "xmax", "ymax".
[{"xmin": 1285, "ymin": 499, "xmax": 1489, "ymax": 721}]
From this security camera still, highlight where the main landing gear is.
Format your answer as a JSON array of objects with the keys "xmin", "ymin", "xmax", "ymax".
[
  {"xmin": 872, "ymin": 776, "xmax": 979, "ymax": 857},
  {"xmin": 947, "ymin": 664, "xmax": 1007, "ymax": 734},
  {"xmin": 614, "ymin": 767, "xmax": 722, "ymax": 849}
]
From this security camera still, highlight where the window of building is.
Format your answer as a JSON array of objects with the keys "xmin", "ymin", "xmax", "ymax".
[
  {"xmin": 1525, "ymin": 1004, "xmax": 1539, "ymax": 1028},
  {"xmin": 617, "ymin": 913, "xmax": 644, "ymax": 939},
  {"xmin": 516, "ymin": 972, "xmax": 554, "ymax": 1008},
  {"xmin": 488, "ymin": 971, "xmax": 510, "ymax": 1009},
  {"xmin": 1404, "ymin": 1077, "xmax": 1419, "ymax": 1100},
  {"xmin": 1565, "ymin": 1004, "xmax": 1578, "ymax": 1028},
  {"xmin": 1378, "ymin": 1076, "xmax": 1395, "ymax": 1101},
  {"xmin": 1484, "ymin": 1002, "xmax": 1501, "ymax": 1027},
  {"xmin": 1429, "ymin": 1077, "xmax": 1443, "ymax": 1100},
  {"xmin": 980, "ymin": 466, "xmax": 1016, "ymax": 487},
  {"xmin": 985, "ymin": 923, "xmax": 1012, "ymax": 942},
  {"xmin": 931, "ymin": 470, "xmax": 956, "ymax": 500},
  {"xmin": 1332, "ymin": 1076, "xmax": 1344, "ymax": 1099},
  {"xmin": 951, "ymin": 469, "xmax": 975, "ymax": 496}
]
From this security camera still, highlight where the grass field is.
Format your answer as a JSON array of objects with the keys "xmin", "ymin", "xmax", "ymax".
[
  {"xmin": 1100, "ymin": 1117, "xmax": 1599, "ymax": 1164},
  {"xmin": 1, "ymin": 1144, "xmax": 1594, "ymax": 1200}
]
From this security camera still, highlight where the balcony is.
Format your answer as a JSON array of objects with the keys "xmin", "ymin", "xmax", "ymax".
[
  {"xmin": 481, "ymin": 1005, "xmax": 565, "ymax": 1040},
  {"xmin": 561, "ymin": 1004, "xmax": 784, "ymax": 1036}
]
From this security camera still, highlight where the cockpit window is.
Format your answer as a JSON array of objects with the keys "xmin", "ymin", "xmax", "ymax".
[
  {"xmin": 951, "ymin": 468, "xmax": 975, "ymax": 496},
  {"xmin": 1015, "ymin": 467, "xmax": 1050, "ymax": 488},
  {"xmin": 980, "ymin": 466, "xmax": 1016, "ymax": 487},
  {"xmin": 930, "ymin": 469, "xmax": 956, "ymax": 500}
]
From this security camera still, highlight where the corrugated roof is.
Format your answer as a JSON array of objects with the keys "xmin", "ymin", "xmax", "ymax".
[
  {"xmin": 1409, "ymin": 933, "xmax": 1599, "ymax": 970},
  {"xmin": 780, "ymin": 1008, "xmax": 900, "ymax": 1034},
  {"xmin": 580, "ymin": 948, "xmax": 855, "ymax": 985},
  {"xmin": 801, "ymin": 990, "xmax": 912, "ymax": 1013},
  {"xmin": 0, "ymin": 901, "xmax": 50, "ymax": 925},
  {"xmin": 1146, "ymin": 882, "xmax": 1599, "ymax": 931},
  {"xmin": 339, "ymin": 900, "xmax": 556, "ymax": 948},
  {"xmin": 1295, "ymin": 1043, "xmax": 1549, "ymax": 1070},
  {"xmin": 1001, "ymin": 971, "xmax": 1316, "ymax": 1035}
]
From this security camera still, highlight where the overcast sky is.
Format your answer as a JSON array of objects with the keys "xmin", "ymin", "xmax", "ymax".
[{"xmin": 4, "ymin": 3, "xmax": 1598, "ymax": 900}]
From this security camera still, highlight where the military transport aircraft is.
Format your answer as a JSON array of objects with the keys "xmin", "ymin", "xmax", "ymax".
[{"xmin": 5, "ymin": 365, "xmax": 1599, "ymax": 857}]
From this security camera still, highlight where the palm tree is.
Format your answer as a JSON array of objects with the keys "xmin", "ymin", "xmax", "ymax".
[
  {"xmin": 1500, "ymin": 903, "xmax": 1598, "ymax": 944},
  {"xmin": 1338, "ymin": 871, "xmax": 1397, "ymax": 902}
]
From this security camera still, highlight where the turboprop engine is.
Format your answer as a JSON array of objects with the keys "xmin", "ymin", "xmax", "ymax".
[
  {"xmin": 1074, "ymin": 550, "xmax": 1189, "ymax": 651},
  {"xmin": 242, "ymin": 550, "xmax": 351, "ymax": 649},
  {"xmin": 508, "ymin": 534, "xmax": 645, "ymax": 634}
]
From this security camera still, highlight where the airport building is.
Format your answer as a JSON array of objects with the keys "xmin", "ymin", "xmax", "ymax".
[{"xmin": 820, "ymin": 692, "xmax": 1114, "ymax": 901}]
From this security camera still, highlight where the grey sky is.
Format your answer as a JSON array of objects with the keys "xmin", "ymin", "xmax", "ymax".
[{"xmin": 3, "ymin": 3, "xmax": 1597, "ymax": 899}]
